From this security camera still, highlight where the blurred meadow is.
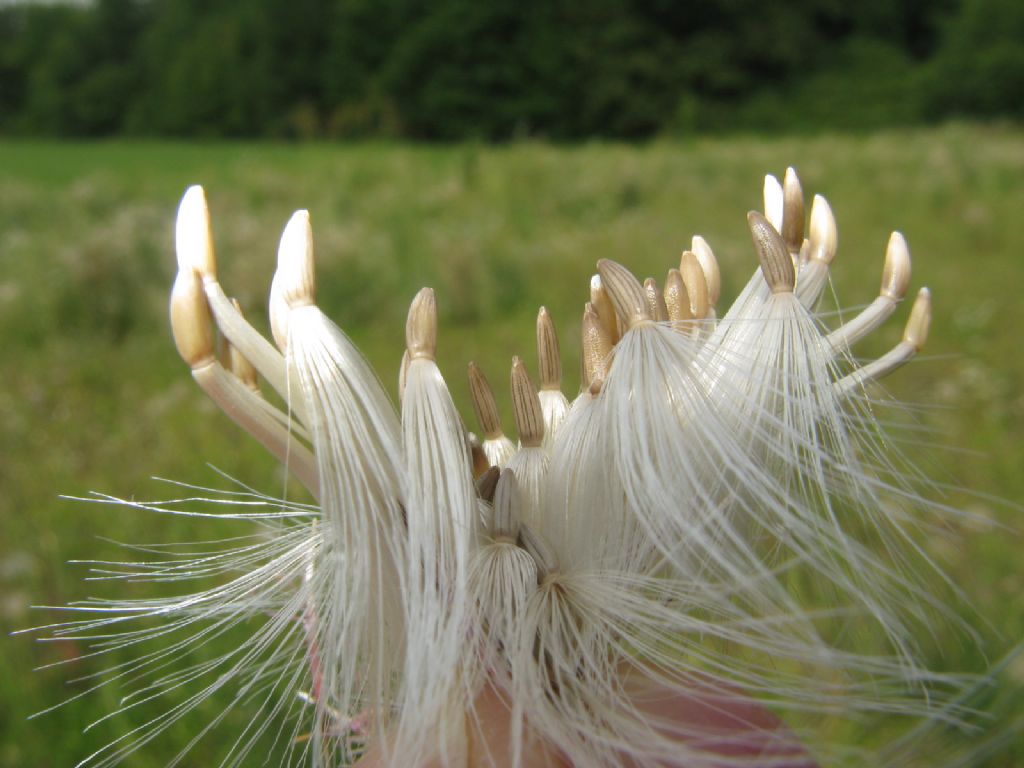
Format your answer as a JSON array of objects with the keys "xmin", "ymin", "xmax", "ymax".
[{"xmin": 2, "ymin": 126, "xmax": 1024, "ymax": 765}]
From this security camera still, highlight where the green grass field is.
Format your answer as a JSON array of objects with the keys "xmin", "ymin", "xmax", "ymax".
[{"xmin": 2, "ymin": 126, "xmax": 1022, "ymax": 766}]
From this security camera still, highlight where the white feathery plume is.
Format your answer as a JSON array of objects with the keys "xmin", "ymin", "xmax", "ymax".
[
  {"xmin": 466, "ymin": 469, "xmax": 537, "ymax": 685},
  {"xmin": 33, "ymin": 173, "xmax": 995, "ymax": 768},
  {"xmin": 272, "ymin": 210, "xmax": 407, "ymax": 761},
  {"xmin": 540, "ymin": 306, "xmax": 621, "ymax": 568},
  {"xmin": 698, "ymin": 212, "xmax": 934, "ymax": 667},
  {"xmin": 595, "ymin": 257, "xmax": 808, "ymax": 617},
  {"xmin": 540, "ymin": 303, "xmax": 650, "ymax": 574},
  {"xmin": 398, "ymin": 287, "xmax": 478, "ymax": 763}
]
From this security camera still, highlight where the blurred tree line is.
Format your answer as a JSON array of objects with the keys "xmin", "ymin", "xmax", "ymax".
[{"xmin": 0, "ymin": 0, "xmax": 1021, "ymax": 140}]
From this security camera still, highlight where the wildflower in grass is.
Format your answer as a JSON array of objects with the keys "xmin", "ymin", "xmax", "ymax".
[{"xmin": 38, "ymin": 170, "xmax": 981, "ymax": 766}]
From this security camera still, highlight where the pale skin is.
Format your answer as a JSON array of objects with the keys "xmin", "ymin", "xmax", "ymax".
[{"xmin": 355, "ymin": 670, "xmax": 817, "ymax": 768}]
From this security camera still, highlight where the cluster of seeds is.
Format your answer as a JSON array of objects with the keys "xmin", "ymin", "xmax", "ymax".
[{"xmin": 46, "ymin": 169, "xmax": 965, "ymax": 768}]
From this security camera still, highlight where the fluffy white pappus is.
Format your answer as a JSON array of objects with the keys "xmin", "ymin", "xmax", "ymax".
[
  {"xmin": 481, "ymin": 434, "xmax": 516, "ymax": 468},
  {"xmin": 507, "ymin": 572, "xmax": 620, "ymax": 768},
  {"xmin": 718, "ymin": 266, "xmax": 774, "ymax": 330},
  {"xmin": 599, "ymin": 320, "xmax": 809, "ymax": 622},
  {"xmin": 538, "ymin": 388, "xmax": 571, "ymax": 451},
  {"xmin": 508, "ymin": 562, "xmax": 975, "ymax": 768},
  {"xmin": 541, "ymin": 390, "xmax": 652, "ymax": 575},
  {"xmin": 462, "ymin": 472, "xmax": 540, "ymax": 723},
  {"xmin": 31, "ymin": 483, "xmax": 328, "ymax": 768},
  {"xmin": 794, "ymin": 258, "xmax": 830, "ymax": 309},
  {"xmin": 698, "ymin": 286, "xmax": 961, "ymax": 670},
  {"xmin": 398, "ymin": 356, "xmax": 478, "ymax": 764},
  {"xmin": 596, "ymin": 309, "xmax": 963, "ymax": 711},
  {"xmin": 503, "ymin": 568, "xmax": 843, "ymax": 768},
  {"xmin": 285, "ymin": 305, "xmax": 408, "ymax": 754},
  {"xmin": 466, "ymin": 540, "xmax": 538, "ymax": 686},
  {"xmin": 503, "ymin": 445, "xmax": 550, "ymax": 532}
]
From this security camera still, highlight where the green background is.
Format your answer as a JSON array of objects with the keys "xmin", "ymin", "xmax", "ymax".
[{"xmin": 3, "ymin": 0, "xmax": 1024, "ymax": 140}]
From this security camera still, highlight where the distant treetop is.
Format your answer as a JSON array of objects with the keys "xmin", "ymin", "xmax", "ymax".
[{"xmin": 0, "ymin": 0, "xmax": 1020, "ymax": 139}]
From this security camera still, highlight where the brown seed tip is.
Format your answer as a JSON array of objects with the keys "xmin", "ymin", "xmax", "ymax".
[
  {"xmin": 475, "ymin": 465, "xmax": 500, "ymax": 504},
  {"xmin": 467, "ymin": 362, "xmax": 503, "ymax": 439},
  {"xmin": 589, "ymin": 274, "xmax": 620, "ymax": 344},
  {"xmin": 881, "ymin": 231, "xmax": 912, "ymax": 301},
  {"xmin": 808, "ymin": 194, "xmax": 838, "ymax": 267},
  {"xmin": 679, "ymin": 252, "xmax": 710, "ymax": 320},
  {"xmin": 903, "ymin": 288, "xmax": 931, "ymax": 351},
  {"xmin": 175, "ymin": 185, "xmax": 217, "ymax": 280},
  {"xmin": 510, "ymin": 356, "xmax": 544, "ymax": 448},
  {"xmin": 228, "ymin": 298, "xmax": 260, "ymax": 391},
  {"xmin": 690, "ymin": 235, "xmax": 721, "ymax": 306},
  {"xmin": 582, "ymin": 303, "xmax": 613, "ymax": 388},
  {"xmin": 597, "ymin": 259, "xmax": 652, "ymax": 328},
  {"xmin": 536, "ymin": 306, "xmax": 562, "ymax": 390},
  {"xmin": 663, "ymin": 268, "xmax": 692, "ymax": 324},
  {"xmin": 492, "ymin": 468, "xmax": 521, "ymax": 538},
  {"xmin": 275, "ymin": 210, "xmax": 316, "ymax": 309},
  {"xmin": 643, "ymin": 277, "xmax": 669, "ymax": 322},
  {"xmin": 170, "ymin": 267, "xmax": 216, "ymax": 368},
  {"xmin": 405, "ymin": 287, "xmax": 437, "ymax": 360},
  {"xmin": 230, "ymin": 346, "xmax": 260, "ymax": 391},
  {"xmin": 747, "ymin": 211, "xmax": 795, "ymax": 294},
  {"xmin": 782, "ymin": 167, "xmax": 805, "ymax": 254},
  {"xmin": 469, "ymin": 432, "xmax": 490, "ymax": 478}
]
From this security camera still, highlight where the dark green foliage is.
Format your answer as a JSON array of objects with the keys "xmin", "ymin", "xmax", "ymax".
[
  {"xmin": 0, "ymin": 0, "xmax": 1018, "ymax": 139},
  {"xmin": 1, "ymin": 0, "xmax": 150, "ymax": 135},
  {"xmin": 920, "ymin": 0, "xmax": 1024, "ymax": 120}
]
